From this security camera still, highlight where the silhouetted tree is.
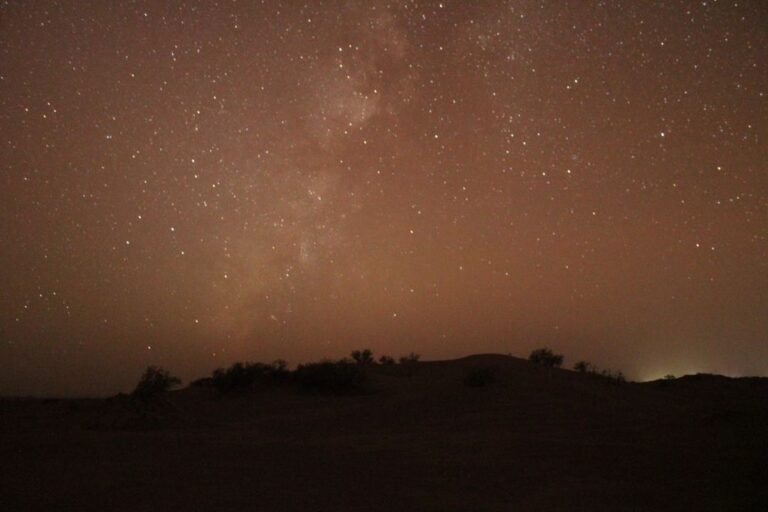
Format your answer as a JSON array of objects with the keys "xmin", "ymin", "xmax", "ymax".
[
  {"xmin": 351, "ymin": 349, "xmax": 374, "ymax": 365},
  {"xmin": 528, "ymin": 348, "xmax": 564, "ymax": 368},
  {"xmin": 132, "ymin": 366, "xmax": 181, "ymax": 401},
  {"xmin": 378, "ymin": 355, "xmax": 396, "ymax": 365}
]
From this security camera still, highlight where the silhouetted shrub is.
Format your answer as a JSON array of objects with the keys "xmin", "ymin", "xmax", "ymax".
[
  {"xmin": 351, "ymin": 349, "xmax": 375, "ymax": 365},
  {"xmin": 131, "ymin": 366, "xmax": 181, "ymax": 401},
  {"xmin": 464, "ymin": 367, "xmax": 497, "ymax": 387},
  {"xmin": 571, "ymin": 360, "xmax": 628, "ymax": 384},
  {"xmin": 211, "ymin": 360, "xmax": 289, "ymax": 393},
  {"xmin": 574, "ymin": 361, "xmax": 593, "ymax": 373},
  {"xmin": 529, "ymin": 348, "xmax": 564, "ymax": 368},
  {"xmin": 378, "ymin": 355, "xmax": 396, "ymax": 365},
  {"xmin": 664, "ymin": 374, "xmax": 676, "ymax": 380},
  {"xmin": 398, "ymin": 352, "xmax": 421, "ymax": 365},
  {"xmin": 293, "ymin": 360, "xmax": 366, "ymax": 393}
]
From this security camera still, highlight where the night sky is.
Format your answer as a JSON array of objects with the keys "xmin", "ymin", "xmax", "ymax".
[{"xmin": 1, "ymin": 1, "xmax": 766, "ymax": 396}]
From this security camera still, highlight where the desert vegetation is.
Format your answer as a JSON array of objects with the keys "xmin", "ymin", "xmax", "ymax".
[
  {"xmin": 207, "ymin": 360, "xmax": 290, "ymax": 393},
  {"xmin": 139, "ymin": 347, "xmax": 632, "ymax": 399},
  {"xmin": 351, "ymin": 348, "xmax": 375, "ymax": 365},
  {"xmin": 8, "ymin": 350, "xmax": 767, "ymax": 512},
  {"xmin": 398, "ymin": 352, "xmax": 421, "ymax": 365},
  {"xmin": 135, "ymin": 348, "xmax": 633, "ymax": 399},
  {"xmin": 178, "ymin": 349, "xmax": 432, "ymax": 395},
  {"xmin": 574, "ymin": 360, "xmax": 593, "ymax": 373},
  {"xmin": 131, "ymin": 366, "xmax": 181, "ymax": 401},
  {"xmin": 528, "ymin": 348, "xmax": 564, "ymax": 368},
  {"xmin": 572, "ymin": 360, "xmax": 626, "ymax": 384}
]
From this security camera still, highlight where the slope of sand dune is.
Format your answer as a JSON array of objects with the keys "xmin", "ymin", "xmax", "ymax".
[{"xmin": 2, "ymin": 354, "xmax": 767, "ymax": 511}]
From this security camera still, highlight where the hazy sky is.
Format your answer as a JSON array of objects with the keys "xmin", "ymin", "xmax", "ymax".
[{"xmin": 1, "ymin": 1, "xmax": 766, "ymax": 396}]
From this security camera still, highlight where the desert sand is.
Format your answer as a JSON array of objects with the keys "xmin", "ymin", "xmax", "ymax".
[{"xmin": 2, "ymin": 354, "xmax": 766, "ymax": 511}]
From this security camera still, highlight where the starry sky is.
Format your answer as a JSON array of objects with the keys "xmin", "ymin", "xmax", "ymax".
[{"xmin": 1, "ymin": 1, "xmax": 766, "ymax": 396}]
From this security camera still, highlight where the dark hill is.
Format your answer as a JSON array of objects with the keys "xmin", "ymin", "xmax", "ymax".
[{"xmin": 2, "ymin": 354, "xmax": 766, "ymax": 511}]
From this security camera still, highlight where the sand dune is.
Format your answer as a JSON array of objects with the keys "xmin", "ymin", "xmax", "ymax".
[{"xmin": 2, "ymin": 354, "xmax": 766, "ymax": 511}]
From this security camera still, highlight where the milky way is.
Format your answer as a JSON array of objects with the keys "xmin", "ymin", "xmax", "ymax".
[{"xmin": 1, "ymin": 1, "xmax": 766, "ymax": 395}]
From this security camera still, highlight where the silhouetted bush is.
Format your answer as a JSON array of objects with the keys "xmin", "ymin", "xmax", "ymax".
[
  {"xmin": 293, "ymin": 360, "xmax": 366, "ymax": 393},
  {"xmin": 529, "ymin": 348, "xmax": 564, "ymax": 368},
  {"xmin": 574, "ymin": 361, "xmax": 593, "ymax": 373},
  {"xmin": 664, "ymin": 374, "xmax": 676, "ymax": 380},
  {"xmin": 378, "ymin": 355, "xmax": 396, "ymax": 365},
  {"xmin": 571, "ymin": 360, "xmax": 628, "ymax": 384},
  {"xmin": 131, "ymin": 366, "xmax": 181, "ymax": 401},
  {"xmin": 398, "ymin": 352, "xmax": 421, "ymax": 365},
  {"xmin": 211, "ymin": 360, "xmax": 289, "ymax": 393},
  {"xmin": 464, "ymin": 367, "xmax": 497, "ymax": 387},
  {"xmin": 351, "ymin": 349, "xmax": 375, "ymax": 365}
]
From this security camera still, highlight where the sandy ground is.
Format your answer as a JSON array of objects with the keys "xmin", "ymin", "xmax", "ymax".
[{"xmin": 2, "ymin": 354, "xmax": 767, "ymax": 511}]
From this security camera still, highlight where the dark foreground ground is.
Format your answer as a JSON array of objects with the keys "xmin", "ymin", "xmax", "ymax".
[{"xmin": 2, "ymin": 354, "xmax": 767, "ymax": 511}]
